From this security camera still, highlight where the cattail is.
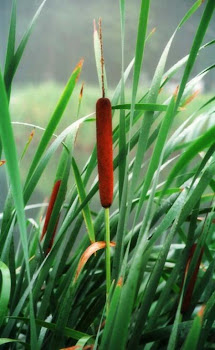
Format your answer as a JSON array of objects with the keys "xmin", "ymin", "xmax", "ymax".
[
  {"xmin": 46, "ymin": 215, "xmax": 60, "ymax": 254},
  {"xmin": 181, "ymin": 243, "xmax": 204, "ymax": 314},
  {"xmin": 96, "ymin": 97, "xmax": 113, "ymax": 208},
  {"xmin": 40, "ymin": 180, "xmax": 61, "ymax": 243},
  {"xmin": 95, "ymin": 18, "xmax": 113, "ymax": 208}
]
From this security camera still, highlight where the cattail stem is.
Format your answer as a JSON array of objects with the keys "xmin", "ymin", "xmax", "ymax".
[
  {"xmin": 105, "ymin": 207, "xmax": 111, "ymax": 308},
  {"xmin": 99, "ymin": 18, "xmax": 105, "ymax": 98}
]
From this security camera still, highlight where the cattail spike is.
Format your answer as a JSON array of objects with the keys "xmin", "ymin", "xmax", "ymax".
[
  {"xmin": 46, "ymin": 214, "xmax": 60, "ymax": 255},
  {"xmin": 40, "ymin": 180, "xmax": 61, "ymax": 242},
  {"xmin": 181, "ymin": 243, "xmax": 204, "ymax": 313},
  {"xmin": 96, "ymin": 97, "xmax": 114, "ymax": 208}
]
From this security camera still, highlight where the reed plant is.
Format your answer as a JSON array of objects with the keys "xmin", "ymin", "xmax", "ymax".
[{"xmin": 0, "ymin": 0, "xmax": 215, "ymax": 349}]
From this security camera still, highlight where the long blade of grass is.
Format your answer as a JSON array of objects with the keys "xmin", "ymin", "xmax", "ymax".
[
  {"xmin": 25, "ymin": 59, "xmax": 83, "ymax": 187},
  {"xmin": 0, "ymin": 338, "xmax": 29, "ymax": 349},
  {"xmin": 118, "ymin": 0, "xmax": 126, "ymax": 204},
  {"xmin": 176, "ymin": 0, "xmax": 215, "ymax": 108},
  {"xmin": 24, "ymin": 114, "xmax": 90, "ymax": 204},
  {"xmin": 4, "ymin": 0, "xmax": 16, "ymax": 84},
  {"xmin": 179, "ymin": 0, "xmax": 204, "ymax": 28},
  {"xmin": 0, "ymin": 261, "xmax": 11, "ymax": 327},
  {"xmin": 112, "ymin": 103, "xmax": 168, "ymax": 111},
  {"xmin": 0, "ymin": 68, "xmax": 37, "ymax": 348},
  {"xmin": 72, "ymin": 158, "xmax": 95, "ymax": 243},
  {"xmin": 135, "ymin": 91, "xmax": 176, "ymax": 221},
  {"xmin": 161, "ymin": 124, "xmax": 215, "ymax": 197},
  {"xmin": 182, "ymin": 309, "xmax": 204, "ymax": 350},
  {"xmin": 105, "ymin": 190, "xmax": 187, "ymax": 350},
  {"xmin": 128, "ymin": 190, "xmax": 187, "ymax": 349},
  {"xmin": 113, "ymin": 0, "xmax": 151, "ymax": 279},
  {"xmin": 4, "ymin": 0, "xmax": 47, "ymax": 95},
  {"xmin": 7, "ymin": 316, "xmax": 92, "ymax": 341}
]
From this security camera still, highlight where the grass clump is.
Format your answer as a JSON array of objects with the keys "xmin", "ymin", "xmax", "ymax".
[{"xmin": 0, "ymin": 0, "xmax": 215, "ymax": 349}]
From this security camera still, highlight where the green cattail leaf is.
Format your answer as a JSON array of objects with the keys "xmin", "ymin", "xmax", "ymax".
[
  {"xmin": 113, "ymin": 24, "xmax": 176, "ymax": 280},
  {"xmin": 105, "ymin": 189, "xmax": 187, "ymax": 350},
  {"xmin": 24, "ymin": 114, "xmax": 89, "ymax": 204},
  {"xmin": 37, "ymin": 132, "xmax": 78, "ymax": 321},
  {"xmin": 161, "ymin": 124, "xmax": 215, "ymax": 197},
  {"xmin": 4, "ymin": 0, "xmax": 47, "ymax": 95},
  {"xmin": 100, "ymin": 279, "xmax": 123, "ymax": 349},
  {"xmin": 112, "ymin": 103, "xmax": 168, "ymax": 111},
  {"xmin": 113, "ymin": 0, "xmax": 151, "ymax": 279},
  {"xmin": 0, "ymin": 338, "xmax": 29, "ymax": 349},
  {"xmin": 6, "ymin": 316, "xmax": 91, "ymax": 341},
  {"xmin": 182, "ymin": 312, "xmax": 203, "ymax": 350},
  {"xmin": 118, "ymin": 0, "xmax": 126, "ymax": 204},
  {"xmin": 75, "ymin": 335, "xmax": 94, "ymax": 349},
  {"xmin": 167, "ymin": 292, "xmax": 184, "ymax": 350},
  {"xmin": 179, "ymin": 0, "xmax": 204, "ymax": 28},
  {"xmin": 4, "ymin": 0, "xmax": 16, "ymax": 88},
  {"xmin": 135, "ymin": 93, "xmax": 176, "ymax": 221},
  {"xmin": 72, "ymin": 158, "xmax": 95, "ymax": 243},
  {"xmin": 128, "ymin": 189, "xmax": 188, "ymax": 349},
  {"xmin": 25, "ymin": 59, "xmax": 83, "ymax": 189},
  {"xmin": 0, "ymin": 67, "xmax": 38, "ymax": 348},
  {"xmin": 0, "ymin": 261, "xmax": 11, "ymax": 327},
  {"xmin": 176, "ymin": 0, "xmax": 215, "ymax": 107}
]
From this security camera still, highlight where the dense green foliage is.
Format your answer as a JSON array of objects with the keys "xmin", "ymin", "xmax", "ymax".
[{"xmin": 0, "ymin": 1, "xmax": 215, "ymax": 349}]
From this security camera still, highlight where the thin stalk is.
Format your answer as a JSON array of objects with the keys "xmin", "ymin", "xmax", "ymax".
[{"xmin": 105, "ymin": 208, "xmax": 111, "ymax": 305}]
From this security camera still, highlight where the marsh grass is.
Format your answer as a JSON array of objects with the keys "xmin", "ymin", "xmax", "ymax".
[{"xmin": 0, "ymin": 0, "xmax": 215, "ymax": 349}]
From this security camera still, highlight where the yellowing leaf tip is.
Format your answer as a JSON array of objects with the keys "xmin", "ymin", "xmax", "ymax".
[
  {"xmin": 74, "ymin": 241, "xmax": 116, "ymax": 281},
  {"xmin": 198, "ymin": 304, "xmax": 205, "ymax": 321},
  {"xmin": 117, "ymin": 276, "xmax": 123, "ymax": 287},
  {"xmin": 173, "ymin": 85, "xmax": 179, "ymax": 100},
  {"xmin": 79, "ymin": 82, "xmax": 84, "ymax": 99}
]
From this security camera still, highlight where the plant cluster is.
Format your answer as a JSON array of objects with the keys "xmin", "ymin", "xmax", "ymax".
[{"xmin": 0, "ymin": 0, "xmax": 215, "ymax": 349}]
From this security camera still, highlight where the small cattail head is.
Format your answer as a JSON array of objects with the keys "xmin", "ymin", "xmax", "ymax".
[
  {"xmin": 40, "ymin": 180, "xmax": 61, "ymax": 242},
  {"xmin": 181, "ymin": 243, "xmax": 204, "ymax": 313}
]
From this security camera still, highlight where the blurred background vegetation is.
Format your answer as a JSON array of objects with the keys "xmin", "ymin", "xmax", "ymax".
[
  {"xmin": 0, "ymin": 0, "xmax": 215, "ymax": 210},
  {"xmin": 0, "ymin": 0, "xmax": 214, "ymax": 87}
]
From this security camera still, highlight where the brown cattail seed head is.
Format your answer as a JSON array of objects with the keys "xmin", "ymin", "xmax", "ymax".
[{"xmin": 96, "ymin": 97, "xmax": 113, "ymax": 208}]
